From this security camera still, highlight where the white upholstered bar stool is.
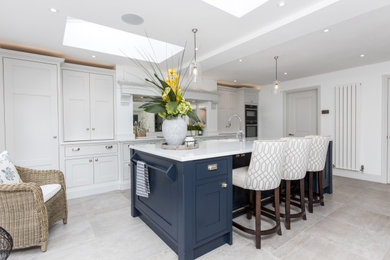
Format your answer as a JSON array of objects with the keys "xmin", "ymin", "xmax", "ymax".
[
  {"xmin": 232, "ymin": 140, "xmax": 286, "ymax": 249},
  {"xmin": 280, "ymin": 137, "xmax": 311, "ymax": 230},
  {"xmin": 305, "ymin": 135, "xmax": 330, "ymax": 213}
]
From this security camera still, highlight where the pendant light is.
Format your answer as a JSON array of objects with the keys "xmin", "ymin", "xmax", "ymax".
[
  {"xmin": 274, "ymin": 56, "xmax": 279, "ymax": 94},
  {"xmin": 190, "ymin": 28, "xmax": 201, "ymax": 83}
]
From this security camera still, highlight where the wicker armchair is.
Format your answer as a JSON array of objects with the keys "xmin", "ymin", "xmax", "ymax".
[{"xmin": 0, "ymin": 167, "xmax": 68, "ymax": 252}]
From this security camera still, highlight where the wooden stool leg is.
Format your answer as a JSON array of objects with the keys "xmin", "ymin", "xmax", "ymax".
[
  {"xmin": 274, "ymin": 187, "xmax": 282, "ymax": 235},
  {"xmin": 285, "ymin": 180, "xmax": 291, "ymax": 230},
  {"xmin": 300, "ymin": 178, "xmax": 307, "ymax": 220},
  {"xmin": 255, "ymin": 191, "xmax": 261, "ymax": 249},
  {"xmin": 247, "ymin": 190, "xmax": 253, "ymax": 219},
  {"xmin": 308, "ymin": 172, "xmax": 314, "ymax": 213},
  {"xmin": 319, "ymin": 171, "xmax": 324, "ymax": 206}
]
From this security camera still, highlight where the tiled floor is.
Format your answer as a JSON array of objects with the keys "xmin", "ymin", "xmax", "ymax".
[{"xmin": 9, "ymin": 176, "xmax": 390, "ymax": 260}]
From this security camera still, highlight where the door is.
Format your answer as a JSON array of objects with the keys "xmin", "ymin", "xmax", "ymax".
[
  {"xmin": 62, "ymin": 70, "xmax": 91, "ymax": 141},
  {"xmin": 65, "ymin": 158, "xmax": 94, "ymax": 187},
  {"xmin": 90, "ymin": 73, "xmax": 114, "ymax": 140},
  {"xmin": 195, "ymin": 179, "xmax": 228, "ymax": 242},
  {"xmin": 4, "ymin": 58, "xmax": 59, "ymax": 169},
  {"xmin": 94, "ymin": 155, "xmax": 118, "ymax": 184},
  {"xmin": 286, "ymin": 89, "xmax": 318, "ymax": 137}
]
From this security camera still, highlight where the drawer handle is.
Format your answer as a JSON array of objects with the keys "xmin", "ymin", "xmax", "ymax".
[
  {"xmin": 221, "ymin": 182, "xmax": 228, "ymax": 188},
  {"xmin": 72, "ymin": 148, "xmax": 80, "ymax": 151},
  {"xmin": 208, "ymin": 164, "xmax": 218, "ymax": 171},
  {"xmin": 105, "ymin": 145, "xmax": 113, "ymax": 149}
]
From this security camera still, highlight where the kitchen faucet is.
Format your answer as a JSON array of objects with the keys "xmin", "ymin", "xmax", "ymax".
[{"xmin": 226, "ymin": 114, "xmax": 244, "ymax": 142}]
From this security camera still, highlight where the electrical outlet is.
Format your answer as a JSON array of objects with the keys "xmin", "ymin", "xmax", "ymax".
[{"xmin": 360, "ymin": 165, "xmax": 364, "ymax": 172}]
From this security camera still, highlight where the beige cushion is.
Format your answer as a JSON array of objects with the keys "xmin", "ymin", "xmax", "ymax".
[
  {"xmin": 232, "ymin": 166, "xmax": 248, "ymax": 189},
  {"xmin": 40, "ymin": 184, "xmax": 61, "ymax": 203}
]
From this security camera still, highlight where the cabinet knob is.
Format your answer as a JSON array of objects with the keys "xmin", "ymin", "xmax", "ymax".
[
  {"xmin": 221, "ymin": 182, "xmax": 228, "ymax": 188},
  {"xmin": 128, "ymin": 163, "xmax": 131, "ymax": 166},
  {"xmin": 92, "ymin": 128, "xmax": 95, "ymax": 131},
  {"xmin": 95, "ymin": 158, "xmax": 98, "ymax": 162},
  {"xmin": 72, "ymin": 148, "xmax": 80, "ymax": 151},
  {"xmin": 86, "ymin": 128, "xmax": 90, "ymax": 131},
  {"xmin": 89, "ymin": 159, "xmax": 92, "ymax": 163},
  {"xmin": 53, "ymin": 136, "xmax": 57, "ymax": 139}
]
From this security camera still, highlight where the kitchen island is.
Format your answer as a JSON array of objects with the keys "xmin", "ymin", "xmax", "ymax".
[{"xmin": 130, "ymin": 139, "xmax": 333, "ymax": 260}]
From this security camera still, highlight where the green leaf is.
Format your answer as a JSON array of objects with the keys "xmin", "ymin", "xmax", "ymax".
[
  {"xmin": 166, "ymin": 101, "xmax": 179, "ymax": 114},
  {"xmin": 187, "ymin": 110, "xmax": 200, "ymax": 122},
  {"xmin": 168, "ymin": 88, "xmax": 176, "ymax": 102},
  {"xmin": 142, "ymin": 104, "xmax": 166, "ymax": 114},
  {"xmin": 154, "ymin": 73, "xmax": 171, "ymax": 89},
  {"xmin": 145, "ymin": 78, "xmax": 164, "ymax": 90}
]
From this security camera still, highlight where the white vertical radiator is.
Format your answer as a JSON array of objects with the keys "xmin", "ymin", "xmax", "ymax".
[{"xmin": 334, "ymin": 83, "xmax": 360, "ymax": 171}]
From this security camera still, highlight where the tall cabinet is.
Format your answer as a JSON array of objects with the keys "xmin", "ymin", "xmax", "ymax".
[
  {"xmin": 0, "ymin": 51, "xmax": 62, "ymax": 169},
  {"xmin": 62, "ymin": 66, "xmax": 114, "ymax": 141}
]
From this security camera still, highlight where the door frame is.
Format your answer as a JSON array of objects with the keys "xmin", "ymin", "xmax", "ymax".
[
  {"xmin": 283, "ymin": 86, "xmax": 321, "ymax": 137},
  {"xmin": 381, "ymin": 75, "xmax": 390, "ymax": 184}
]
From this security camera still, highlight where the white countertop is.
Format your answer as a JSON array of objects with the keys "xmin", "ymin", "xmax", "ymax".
[{"xmin": 129, "ymin": 139, "xmax": 255, "ymax": 162}]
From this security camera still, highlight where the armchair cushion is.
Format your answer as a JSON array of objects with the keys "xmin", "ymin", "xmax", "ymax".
[
  {"xmin": 0, "ymin": 151, "xmax": 22, "ymax": 184},
  {"xmin": 40, "ymin": 184, "xmax": 61, "ymax": 203}
]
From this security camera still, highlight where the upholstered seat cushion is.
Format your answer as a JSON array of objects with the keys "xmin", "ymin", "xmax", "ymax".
[
  {"xmin": 40, "ymin": 184, "xmax": 61, "ymax": 203},
  {"xmin": 232, "ymin": 166, "xmax": 248, "ymax": 189}
]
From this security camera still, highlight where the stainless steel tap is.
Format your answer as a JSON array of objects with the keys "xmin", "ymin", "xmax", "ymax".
[{"xmin": 226, "ymin": 114, "xmax": 244, "ymax": 142}]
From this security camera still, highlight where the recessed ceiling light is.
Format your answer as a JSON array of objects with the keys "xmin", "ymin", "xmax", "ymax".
[
  {"xmin": 239, "ymin": 59, "xmax": 243, "ymax": 62},
  {"xmin": 92, "ymin": 55, "xmax": 96, "ymax": 58},
  {"xmin": 323, "ymin": 28, "xmax": 330, "ymax": 33},
  {"xmin": 284, "ymin": 72, "xmax": 288, "ymax": 75},
  {"xmin": 360, "ymin": 54, "xmax": 365, "ymax": 57},
  {"xmin": 121, "ymin": 13, "xmax": 144, "ymax": 25},
  {"xmin": 278, "ymin": 2, "xmax": 286, "ymax": 7},
  {"xmin": 50, "ymin": 8, "xmax": 58, "ymax": 13},
  {"xmin": 63, "ymin": 17, "xmax": 184, "ymax": 63},
  {"xmin": 201, "ymin": 0, "xmax": 271, "ymax": 18},
  {"xmin": 233, "ymin": 80, "xmax": 237, "ymax": 83}
]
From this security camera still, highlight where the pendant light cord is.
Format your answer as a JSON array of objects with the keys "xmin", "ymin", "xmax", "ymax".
[
  {"xmin": 193, "ymin": 28, "xmax": 198, "ymax": 63},
  {"xmin": 274, "ymin": 56, "xmax": 278, "ymax": 82}
]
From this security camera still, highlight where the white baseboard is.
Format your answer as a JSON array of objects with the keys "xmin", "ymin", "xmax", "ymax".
[
  {"xmin": 119, "ymin": 181, "xmax": 131, "ymax": 190},
  {"xmin": 333, "ymin": 168, "xmax": 386, "ymax": 184},
  {"xmin": 66, "ymin": 182, "xmax": 121, "ymax": 200}
]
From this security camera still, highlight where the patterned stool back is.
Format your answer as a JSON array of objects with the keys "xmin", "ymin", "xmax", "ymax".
[
  {"xmin": 281, "ymin": 137, "xmax": 312, "ymax": 180},
  {"xmin": 0, "ymin": 226, "xmax": 13, "ymax": 260},
  {"xmin": 305, "ymin": 135, "xmax": 330, "ymax": 172},
  {"xmin": 246, "ymin": 140, "xmax": 286, "ymax": 191}
]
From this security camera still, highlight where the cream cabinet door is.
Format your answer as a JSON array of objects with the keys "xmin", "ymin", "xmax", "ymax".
[
  {"xmin": 94, "ymin": 155, "xmax": 118, "ymax": 184},
  {"xmin": 62, "ymin": 70, "xmax": 91, "ymax": 141},
  {"xmin": 3, "ymin": 58, "xmax": 59, "ymax": 169},
  {"xmin": 65, "ymin": 158, "xmax": 94, "ymax": 188},
  {"xmin": 90, "ymin": 73, "xmax": 114, "ymax": 140}
]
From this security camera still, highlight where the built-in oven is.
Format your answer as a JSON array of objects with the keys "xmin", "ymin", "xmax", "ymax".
[{"xmin": 245, "ymin": 105, "xmax": 258, "ymax": 138}]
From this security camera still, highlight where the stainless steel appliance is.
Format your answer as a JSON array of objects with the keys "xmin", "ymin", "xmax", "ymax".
[{"xmin": 245, "ymin": 105, "xmax": 258, "ymax": 138}]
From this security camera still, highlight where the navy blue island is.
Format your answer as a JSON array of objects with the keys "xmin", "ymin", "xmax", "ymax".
[{"xmin": 130, "ymin": 139, "xmax": 333, "ymax": 260}]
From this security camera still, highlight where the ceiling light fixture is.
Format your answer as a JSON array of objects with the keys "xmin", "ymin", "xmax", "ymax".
[
  {"xmin": 323, "ymin": 28, "xmax": 330, "ymax": 33},
  {"xmin": 50, "ymin": 8, "xmax": 58, "ymax": 13},
  {"xmin": 63, "ymin": 17, "xmax": 183, "ymax": 63},
  {"xmin": 201, "ymin": 0, "xmax": 271, "ymax": 18},
  {"xmin": 278, "ymin": 2, "xmax": 286, "ymax": 7},
  {"xmin": 234, "ymin": 80, "xmax": 237, "ymax": 83},
  {"xmin": 274, "ymin": 56, "xmax": 280, "ymax": 94},
  {"xmin": 284, "ymin": 72, "xmax": 288, "ymax": 75},
  {"xmin": 92, "ymin": 55, "xmax": 96, "ymax": 58},
  {"xmin": 360, "ymin": 54, "xmax": 365, "ymax": 58},
  {"xmin": 121, "ymin": 13, "xmax": 144, "ymax": 25},
  {"xmin": 190, "ymin": 28, "xmax": 201, "ymax": 83},
  {"xmin": 239, "ymin": 59, "xmax": 243, "ymax": 62}
]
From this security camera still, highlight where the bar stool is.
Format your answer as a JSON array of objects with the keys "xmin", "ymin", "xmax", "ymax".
[
  {"xmin": 279, "ymin": 137, "xmax": 311, "ymax": 230},
  {"xmin": 232, "ymin": 140, "xmax": 286, "ymax": 249},
  {"xmin": 305, "ymin": 135, "xmax": 330, "ymax": 213}
]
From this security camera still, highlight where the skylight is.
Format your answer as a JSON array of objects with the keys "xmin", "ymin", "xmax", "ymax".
[
  {"xmin": 201, "ymin": 0, "xmax": 270, "ymax": 18},
  {"xmin": 63, "ymin": 17, "xmax": 184, "ymax": 63}
]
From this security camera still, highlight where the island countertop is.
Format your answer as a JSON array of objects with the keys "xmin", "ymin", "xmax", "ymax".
[{"xmin": 129, "ymin": 139, "xmax": 255, "ymax": 162}]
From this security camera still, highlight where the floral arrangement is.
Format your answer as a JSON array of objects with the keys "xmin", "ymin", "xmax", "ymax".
[{"xmin": 139, "ymin": 68, "xmax": 200, "ymax": 122}]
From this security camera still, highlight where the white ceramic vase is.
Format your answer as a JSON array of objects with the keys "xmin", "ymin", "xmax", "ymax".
[{"xmin": 162, "ymin": 116, "xmax": 187, "ymax": 145}]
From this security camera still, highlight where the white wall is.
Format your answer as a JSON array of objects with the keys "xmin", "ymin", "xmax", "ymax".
[{"xmin": 259, "ymin": 60, "xmax": 390, "ymax": 183}]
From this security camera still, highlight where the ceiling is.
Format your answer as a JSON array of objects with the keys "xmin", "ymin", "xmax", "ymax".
[{"xmin": 1, "ymin": 0, "xmax": 390, "ymax": 85}]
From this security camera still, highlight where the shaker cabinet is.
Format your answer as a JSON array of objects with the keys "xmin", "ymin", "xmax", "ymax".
[
  {"xmin": 62, "ymin": 68, "xmax": 114, "ymax": 142},
  {"xmin": 2, "ymin": 57, "xmax": 60, "ymax": 169},
  {"xmin": 65, "ymin": 157, "xmax": 94, "ymax": 188}
]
